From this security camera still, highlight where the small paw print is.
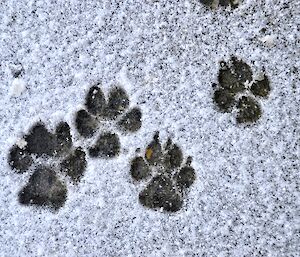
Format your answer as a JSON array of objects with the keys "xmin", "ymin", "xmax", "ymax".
[
  {"xmin": 75, "ymin": 85, "xmax": 142, "ymax": 158},
  {"xmin": 200, "ymin": 0, "xmax": 239, "ymax": 8},
  {"xmin": 8, "ymin": 122, "xmax": 87, "ymax": 210},
  {"xmin": 213, "ymin": 56, "xmax": 271, "ymax": 124},
  {"xmin": 130, "ymin": 132, "xmax": 196, "ymax": 212}
]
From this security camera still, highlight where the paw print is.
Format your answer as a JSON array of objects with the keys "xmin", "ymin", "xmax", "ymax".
[
  {"xmin": 8, "ymin": 122, "xmax": 87, "ymax": 210},
  {"xmin": 200, "ymin": 0, "xmax": 239, "ymax": 8},
  {"xmin": 75, "ymin": 85, "xmax": 142, "ymax": 158},
  {"xmin": 130, "ymin": 132, "xmax": 196, "ymax": 212},
  {"xmin": 213, "ymin": 56, "xmax": 271, "ymax": 124}
]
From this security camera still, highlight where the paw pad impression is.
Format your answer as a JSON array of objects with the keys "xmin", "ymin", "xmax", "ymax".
[
  {"xmin": 130, "ymin": 132, "xmax": 196, "ymax": 212},
  {"xmin": 8, "ymin": 122, "xmax": 87, "ymax": 210},
  {"xmin": 213, "ymin": 56, "xmax": 271, "ymax": 124},
  {"xmin": 200, "ymin": 0, "xmax": 240, "ymax": 9},
  {"xmin": 75, "ymin": 85, "xmax": 142, "ymax": 158}
]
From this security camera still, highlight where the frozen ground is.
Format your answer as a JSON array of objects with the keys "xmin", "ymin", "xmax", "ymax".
[{"xmin": 0, "ymin": 0, "xmax": 299, "ymax": 256}]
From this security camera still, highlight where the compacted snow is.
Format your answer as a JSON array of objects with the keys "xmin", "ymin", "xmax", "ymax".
[{"xmin": 0, "ymin": 0, "xmax": 299, "ymax": 256}]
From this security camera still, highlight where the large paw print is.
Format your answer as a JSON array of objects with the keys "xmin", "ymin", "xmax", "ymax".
[
  {"xmin": 130, "ymin": 132, "xmax": 196, "ymax": 212},
  {"xmin": 8, "ymin": 122, "xmax": 87, "ymax": 210},
  {"xmin": 200, "ymin": 0, "xmax": 239, "ymax": 8},
  {"xmin": 213, "ymin": 56, "xmax": 271, "ymax": 124},
  {"xmin": 75, "ymin": 85, "xmax": 142, "ymax": 158}
]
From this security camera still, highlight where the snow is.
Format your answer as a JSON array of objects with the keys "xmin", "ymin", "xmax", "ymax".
[
  {"xmin": 10, "ymin": 78, "xmax": 26, "ymax": 97},
  {"xmin": 0, "ymin": 0, "xmax": 299, "ymax": 256},
  {"xmin": 259, "ymin": 35, "xmax": 277, "ymax": 47},
  {"xmin": 15, "ymin": 138, "xmax": 27, "ymax": 149}
]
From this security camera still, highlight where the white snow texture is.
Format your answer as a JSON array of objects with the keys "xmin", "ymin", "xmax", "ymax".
[
  {"xmin": 10, "ymin": 78, "xmax": 26, "ymax": 97},
  {"xmin": 0, "ymin": 0, "xmax": 299, "ymax": 256}
]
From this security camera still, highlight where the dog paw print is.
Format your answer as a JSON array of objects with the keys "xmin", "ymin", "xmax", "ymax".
[
  {"xmin": 130, "ymin": 132, "xmax": 196, "ymax": 212},
  {"xmin": 75, "ymin": 85, "xmax": 142, "ymax": 158},
  {"xmin": 200, "ymin": 0, "xmax": 240, "ymax": 8},
  {"xmin": 8, "ymin": 122, "xmax": 87, "ymax": 210},
  {"xmin": 213, "ymin": 56, "xmax": 271, "ymax": 124}
]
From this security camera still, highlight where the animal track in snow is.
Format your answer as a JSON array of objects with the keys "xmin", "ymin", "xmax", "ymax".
[
  {"xmin": 130, "ymin": 132, "xmax": 196, "ymax": 212},
  {"xmin": 75, "ymin": 85, "xmax": 142, "ymax": 158},
  {"xmin": 213, "ymin": 56, "xmax": 271, "ymax": 124},
  {"xmin": 8, "ymin": 122, "xmax": 86, "ymax": 210}
]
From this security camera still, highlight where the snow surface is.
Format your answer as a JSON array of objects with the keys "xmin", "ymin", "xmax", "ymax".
[
  {"xmin": 0, "ymin": 0, "xmax": 299, "ymax": 256},
  {"xmin": 10, "ymin": 78, "xmax": 26, "ymax": 97}
]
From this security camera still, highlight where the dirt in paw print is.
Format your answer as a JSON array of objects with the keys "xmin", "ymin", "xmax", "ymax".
[
  {"xmin": 130, "ymin": 132, "xmax": 196, "ymax": 212},
  {"xmin": 8, "ymin": 122, "xmax": 87, "ymax": 210},
  {"xmin": 213, "ymin": 56, "xmax": 271, "ymax": 124},
  {"xmin": 200, "ymin": 0, "xmax": 240, "ymax": 9},
  {"xmin": 75, "ymin": 84, "xmax": 142, "ymax": 158}
]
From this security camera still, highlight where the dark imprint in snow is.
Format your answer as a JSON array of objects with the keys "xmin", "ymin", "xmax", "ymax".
[
  {"xmin": 130, "ymin": 132, "xmax": 196, "ymax": 212},
  {"xmin": 8, "ymin": 122, "xmax": 87, "ymax": 210},
  {"xmin": 75, "ymin": 84, "xmax": 142, "ymax": 158},
  {"xmin": 213, "ymin": 56, "xmax": 271, "ymax": 124},
  {"xmin": 200, "ymin": 0, "xmax": 240, "ymax": 9}
]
